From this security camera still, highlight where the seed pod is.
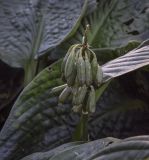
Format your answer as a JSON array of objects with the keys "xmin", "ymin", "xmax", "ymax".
[
  {"xmin": 61, "ymin": 44, "xmax": 76, "ymax": 77},
  {"xmin": 72, "ymin": 85, "xmax": 78, "ymax": 105},
  {"xmin": 95, "ymin": 65, "xmax": 103, "ymax": 87},
  {"xmin": 50, "ymin": 84, "xmax": 67, "ymax": 95},
  {"xmin": 67, "ymin": 69, "xmax": 77, "ymax": 86},
  {"xmin": 77, "ymin": 84, "xmax": 87, "ymax": 104},
  {"xmin": 87, "ymin": 85, "xmax": 96, "ymax": 113},
  {"xmin": 64, "ymin": 44, "xmax": 81, "ymax": 79},
  {"xmin": 59, "ymin": 86, "xmax": 72, "ymax": 103},
  {"xmin": 77, "ymin": 48, "xmax": 85, "ymax": 86},
  {"xmin": 90, "ymin": 50, "xmax": 98, "ymax": 82},
  {"xmin": 85, "ymin": 51, "xmax": 92, "ymax": 86}
]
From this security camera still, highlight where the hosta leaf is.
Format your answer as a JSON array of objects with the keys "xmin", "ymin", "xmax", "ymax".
[
  {"xmin": 92, "ymin": 40, "xmax": 141, "ymax": 64},
  {"xmin": 20, "ymin": 138, "xmax": 118, "ymax": 160},
  {"xmin": 89, "ymin": 78, "xmax": 149, "ymax": 140},
  {"xmin": 0, "ymin": 60, "xmax": 80, "ymax": 160},
  {"xmin": 87, "ymin": 0, "xmax": 149, "ymax": 48},
  {"xmin": 49, "ymin": 138, "xmax": 118, "ymax": 160},
  {"xmin": 20, "ymin": 142, "xmax": 84, "ymax": 160},
  {"xmin": 0, "ymin": 0, "xmax": 89, "ymax": 83},
  {"xmin": 89, "ymin": 136, "xmax": 149, "ymax": 160},
  {"xmin": 102, "ymin": 44, "xmax": 149, "ymax": 82},
  {"xmin": 51, "ymin": 0, "xmax": 149, "ymax": 60},
  {"xmin": 20, "ymin": 136, "xmax": 149, "ymax": 160}
]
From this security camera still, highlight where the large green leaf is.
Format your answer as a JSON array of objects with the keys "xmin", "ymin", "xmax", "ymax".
[
  {"xmin": 0, "ymin": 0, "xmax": 86, "ymax": 67},
  {"xmin": 102, "ymin": 44, "xmax": 149, "ymax": 82},
  {"xmin": 20, "ymin": 142, "xmax": 84, "ymax": 160},
  {"xmin": 0, "ymin": 0, "xmax": 91, "ymax": 84},
  {"xmin": 89, "ymin": 78, "xmax": 149, "ymax": 139},
  {"xmin": 52, "ymin": 0, "xmax": 149, "ymax": 60},
  {"xmin": 21, "ymin": 138, "xmax": 119, "ymax": 160},
  {"xmin": 20, "ymin": 136, "xmax": 149, "ymax": 160},
  {"xmin": 0, "ymin": 60, "xmax": 78, "ymax": 160},
  {"xmin": 89, "ymin": 136, "xmax": 149, "ymax": 160}
]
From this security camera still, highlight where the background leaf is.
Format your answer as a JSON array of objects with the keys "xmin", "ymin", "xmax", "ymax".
[
  {"xmin": 0, "ymin": 60, "xmax": 23, "ymax": 128},
  {"xmin": 89, "ymin": 77, "xmax": 149, "ymax": 140},
  {"xmin": 0, "ymin": 0, "xmax": 87, "ymax": 68},
  {"xmin": 50, "ymin": 0, "xmax": 149, "ymax": 60}
]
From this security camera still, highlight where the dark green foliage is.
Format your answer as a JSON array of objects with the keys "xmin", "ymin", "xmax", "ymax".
[{"xmin": 0, "ymin": 0, "xmax": 149, "ymax": 160}]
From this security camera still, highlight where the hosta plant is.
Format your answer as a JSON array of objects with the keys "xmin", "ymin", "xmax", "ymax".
[{"xmin": 0, "ymin": 0, "xmax": 149, "ymax": 160}]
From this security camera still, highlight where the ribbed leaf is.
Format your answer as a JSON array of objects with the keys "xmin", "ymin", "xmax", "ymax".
[
  {"xmin": 20, "ymin": 142, "xmax": 84, "ymax": 160},
  {"xmin": 49, "ymin": 138, "xmax": 118, "ymax": 160},
  {"xmin": 89, "ymin": 136, "xmax": 149, "ymax": 160},
  {"xmin": 0, "ymin": 0, "xmax": 87, "ymax": 68},
  {"xmin": 20, "ymin": 136, "xmax": 149, "ymax": 160},
  {"xmin": 0, "ymin": 60, "xmax": 80, "ymax": 160},
  {"xmin": 35, "ymin": 136, "xmax": 149, "ymax": 160},
  {"xmin": 20, "ymin": 138, "xmax": 118, "ymax": 160},
  {"xmin": 102, "ymin": 44, "xmax": 149, "ymax": 82},
  {"xmin": 89, "ymin": 78, "xmax": 149, "ymax": 139},
  {"xmin": 52, "ymin": 0, "xmax": 149, "ymax": 60}
]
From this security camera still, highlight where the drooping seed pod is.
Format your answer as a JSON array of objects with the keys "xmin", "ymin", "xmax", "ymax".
[
  {"xmin": 85, "ymin": 51, "xmax": 92, "ymax": 86},
  {"xmin": 61, "ymin": 45, "xmax": 74, "ymax": 74},
  {"xmin": 64, "ymin": 44, "xmax": 81, "ymax": 79},
  {"xmin": 95, "ymin": 65, "xmax": 103, "ymax": 87},
  {"xmin": 77, "ymin": 48, "xmax": 86, "ymax": 86},
  {"xmin": 87, "ymin": 85, "xmax": 96, "ymax": 113},
  {"xmin": 50, "ymin": 84, "xmax": 67, "ymax": 95},
  {"xmin": 90, "ymin": 49, "xmax": 98, "ymax": 82},
  {"xmin": 59, "ymin": 86, "xmax": 72, "ymax": 103},
  {"xmin": 77, "ymin": 84, "xmax": 88, "ymax": 105}
]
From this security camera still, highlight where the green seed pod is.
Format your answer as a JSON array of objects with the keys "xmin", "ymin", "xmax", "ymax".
[
  {"xmin": 64, "ymin": 44, "xmax": 81, "ymax": 79},
  {"xmin": 77, "ymin": 84, "xmax": 88, "ymax": 105},
  {"xmin": 59, "ymin": 86, "xmax": 72, "ymax": 103},
  {"xmin": 61, "ymin": 44, "xmax": 74, "ymax": 75},
  {"xmin": 85, "ymin": 51, "xmax": 92, "ymax": 86},
  {"xmin": 72, "ymin": 85, "xmax": 79, "ymax": 105},
  {"xmin": 87, "ymin": 85, "xmax": 96, "ymax": 113},
  {"xmin": 95, "ymin": 65, "xmax": 103, "ymax": 87},
  {"xmin": 67, "ymin": 69, "xmax": 77, "ymax": 86},
  {"xmin": 50, "ymin": 84, "xmax": 67, "ymax": 95},
  {"xmin": 77, "ymin": 48, "xmax": 86, "ymax": 86},
  {"xmin": 90, "ymin": 50, "xmax": 98, "ymax": 82}
]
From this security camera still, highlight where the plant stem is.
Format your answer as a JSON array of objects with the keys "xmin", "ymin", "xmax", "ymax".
[
  {"xmin": 72, "ymin": 108, "xmax": 89, "ymax": 141},
  {"xmin": 82, "ymin": 24, "xmax": 90, "ymax": 48},
  {"xmin": 73, "ymin": 24, "xmax": 90, "ymax": 141},
  {"xmin": 81, "ymin": 109, "xmax": 89, "ymax": 141},
  {"xmin": 24, "ymin": 59, "xmax": 37, "ymax": 86}
]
